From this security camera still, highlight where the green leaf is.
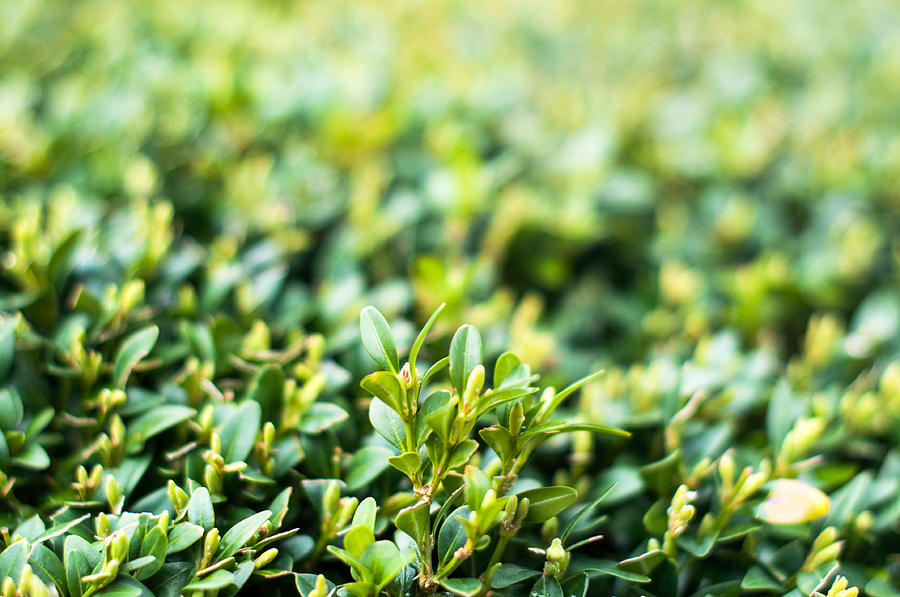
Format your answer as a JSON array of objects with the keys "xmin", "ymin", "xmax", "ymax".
[
  {"xmin": 28, "ymin": 543, "xmax": 67, "ymax": 597},
  {"xmin": 530, "ymin": 575, "xmax": 564, "ymax": 597},
  {"xmin": 422, "ymin": 356, "xmax": 449, "ymax": 384},
  {"xmin": 361, "ymin": 540, "xmax": 414, "ymax": 591},
  {"xmin": 369, "ymin": 397, "xmax": 407, "ymax": 451},
  {"xmin": 437, "ymin": 506, "xmax": 470, "ymax": 565},
  {"xmin": 561, "ymin": 572, "xmax": 589, "ymax": 597},
  {"xmin": 12, "ymin": 443, "xmax": 50, "ymax": 470},
  {"xmin": 395, "ymin": 501, "xmax": 430, "ymax": 547},
  {"xmin": 183, "ymin": 569, "xmax": 234, "ymax": 590},
  {"xmin": 360, "ymin": 371, "xmax": 407, "ymax": 417},
  {"xmin": 217, "ymin": 510, "xmax": 271, "ymax": 560},
  {"xmin": 766, "ymin": 380, "xmax": 802, "ymax": 451},
  {"xmin": 346, "ymin": 446, "xmax": 393, "ymax": 490},
  {"xmin": 388, "ymin": 452, "xmax": 421, "ymax": 477},
  {"xmin": 187, "ymin": 486, "xmax": 215, "ymax": 531},
  {"xmin": 417, "ymin": 390, "xmax": 451, "ymax": 446},
  {"xmin": 479, "ymin": 426, "xmax": 514, "ymax": 462},
  {"xmin": 579, "ymin": 561, "xmax": 651, "ymax": 583},
  {"xmin": 245, "ymin": 365, "xmax": 284, "ymax": 423},
  {"xmin": 299, "ymin": 402, "xmax": 349, "ymax": 434},
  {"xmin": 0, "ymin": 387, "xmax": 23, "ymax": 431},
  {"xmin": 516, "ymin": 486, "xmax": 577, "ymax": 524},
  {"xmin": 144, "ymin": 562, "xmax": 195, "ymax": 597},
  {"xmin": 65, "ymin": 535, "xmax": 98, "ymax": 597},
  {"xmin": 113, "ymin": 325, "xmax": 159, "ymax": 388},
  {"xmin": 561, "ymin": 484, "xmax": 615, "ymax": 543},
  {"xmin": 360, "ymin": 306, "xmax": 399, "ymax": 373},
  {"xmin": 126, "ymin": 405, "xmax": 195, "ymax": 450},
  {"xmin": 616, "ymin": 549, "xmax": 666, "ymax": 576},
  {"xmin": 0, "ymin": 540, "xmax": 28, "ymax": 585},
  {"xmin": 449, "ymin": 324, "xmax": 482, "ymax": 396},
  {"xmin": 440, "ymin": 577, "xmax": 483, "ymax": 596},
  {"xmin": 493, "ymin": 352, "xmax": 523, "ymax": 388},
  {"xmin": 136, "ymin": 525, "xmax": 167, "ymax": 579},
  {"xmin": 166, "ymin": 522, "xmax": 204, "ymax": 554},
  {"xmin": 95, "ymin": 576, "xmax": 153, "ymax": 597},
  {"xmin": 345, "ymin": 524, "xmax": 376, "ymax": 559},
  {"xmin": 740, "ymin": 565, "xmax": 782, "ymax": 591},
  {"xmin": 447, "ymin": 439, "xmax": 478, "ymax": 470},
  {"xmin": 353, "ymin": 497, "xmax": 378, "ymax": 530},
  {"xmin": 491, "ymin": 563, "xmax": 541, "ymax": 588},
  {"xmin": 220, "ymin": 400, "xmax": 261, "ymax": 464},
  {"xmin": 409, "ymin": 302, "xmax": 445, "ymax": 374}
]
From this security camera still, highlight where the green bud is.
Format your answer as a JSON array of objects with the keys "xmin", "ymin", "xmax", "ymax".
[
  {"xmin": 96, "ymin": 513, "xmax": 111, "ymax": 537},
  {"xmin": 309, "ymin": 574, "xmax": 329, "ymax": 597},
  {"xmin": 103, "ymin": 558, "xmax": 119, "ymax": 579},
  {"xmin": 198, "ymin": 405, "xmax": 215, "ymax": 436},
  {"xmin": 508, "ymin": 401, "xmax": 525, "ymax": 434},
  {"xmin": 254, "ymin": 548, "xmax": 279, "ymax": 569},
  {"xmin": 543, "ymin": 538, "xmax": 570, "ymax": 579},
  {"xmin": 204, "ymin": 528, "xmax": 220, "ymax": 558},
  {"xmin": 204, "ymin": 464, "xmax": 221, "ymax": 493},
  {"xmin": 541, "ymin": 517, "xmax": 559, "ymax": 543},
  {"xmin": 111, "ymin": 531, "xmax": 129, "ymax": 563},
  {"xmin": 157, "ymin": 510, "xmax": 170, "ymax": 532},
  {"xmin": 462, "ymin": 365, "xmax": 485, "ymax": 412},
  {"xmin": 2, "ymin": 575, "xmax": 16, "ymax": 597},
  {"xmin": 105, "ymin": 477, "xmax": 122, "ymax": 513},
  {"xmin": 263, "ymin": 421, "xmax": 276, "ymax": 447},
  {"xmin": 90, "ymin": 464, "xmax": 104, "ymax": 488},
  {"xmin": 210, "ymin": 431, "xmax": 222, "ymax": 455},
  {"xmin": 168, "ymin": 480, "xmax": 189, "ymax": 511},
  {"xmin": 76, "ymin": 465, "xmax": 89, "ymax": 487},
  {"xmin": 323, "ymin": 481, "xmax": 341, "ymax": 515}
]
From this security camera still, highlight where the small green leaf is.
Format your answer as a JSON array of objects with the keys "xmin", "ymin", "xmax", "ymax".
[
  {"xmin": 447, "ymin": 439, "xmax": 478, "ymax": 470},
  {"xmin": 530, "ymin": 575, "xmax": 564, "ymax": 597},
  {"xmin": 113, "ymin": 326, "xmax": 159, "ymax": 388},
  {"xmin": 145, "ymin": 562, "xmax": 195, "ymax": 597},
  {"xmin": 417, "ymin": 390, "xmax": 451, "ymax": 446},
  {"xmin": 479, "ymin": 426, "xmax": 514, "ymax": 462},
  {"xmin": 740, "ymin": 565, "xmax": 783, "ymax": 591},
  {"xmin": 437, "ymin": 506, "xmax": 469, "ymax": 565},
  {"xmin": 360, "ymin": 371, "xmax": 407, "ymax": 417},
  {"xmin": 561, "ymin": 572, "xmax": 589, "ymax": 597},
  {"xmin": 388, "ymin": 452, "xmax": 421, "ymax": 477},
  {"xmin": 370, "ymin": 398, "xmax": 407, "ymax": 451},
  {"xmin": 183, "ymin": 569, "xmax": 234, "ymax": 590},
  {"xmin": 94, "ymin": 576, "xmax": 153, "ymax": 597},
  {"xmin": 136, "ymin": 525, "xmax": 167, "ymax": 579},
  {"xmin": 360, "ymin": 306, "xmax": 399, "ymax": 373},
  {"xmin": 493, "ymin": 352, "xmax": 522, "ymax": 388},
  {"xmin": 0, "ymin": 541, "xmax": 28, "ymax": 584},
  {"xmin": 12, "ymin": 443, "xmax": 50, "ymax": 470},
  {"xmin": 299, "ymin": 402, "xmax": 349, "ymax": 434},
  {"xmin": 187, "ymin": 486, "xmax": 215, "ymax": 531},
  {"xmin": 346, "ymin": 446, "xmax": 393, "ymax": 490},
  {"xmin": 127, "ymin": 405, "xmax": 195, "ymax": 449},
  {"xmin": 28, "ymin": 543, "xmax": 66, "ymax": 596},
  {"xmin": 353, "ymin": 496, "xmax": 378, "ymax": 530},
  {"xmin": 491, "ymin": 563, "xmax": 541, "ymax": 588},
  {"xmin": 449, "ymin": 324, "xmax": 482, "ymax": 396},
  {"xmin": 220, "ymin": 400, "xmax": 261, "ymax": 464},
  {"xmin": 166, "ymin": 522, "xmax": 204, "ymax": 554},
  {"xmin": 395, "ymin": 501, "xmax": 430, "ymax": 547},
  {"xmin": 439, "ymin": 577, "xmax": 483, "ymax": 596},
  {"xmin": 295, "ymin": 574, "xmax": 336, "ymax": 597},
  {"xmin": 345, "ymin": 524, "xmax": 376, "ymax": 559},
  {"xmin": 0, "ymin": 387, "xmax": 23, "ymax": 431},
  {"xmin": 516, "ymin": 486, "xmax": 577, "ymax": 524},
  {"xmin": 217, "ymin": 510, "xmax": 272, "ymax": 560}
]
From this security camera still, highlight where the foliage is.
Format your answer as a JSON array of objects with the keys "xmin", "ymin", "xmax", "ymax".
[{"xmin": 3, "ymin": 0, "xmax": 900, "ymax": 595}]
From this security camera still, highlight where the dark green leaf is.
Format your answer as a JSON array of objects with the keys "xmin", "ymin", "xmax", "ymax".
[
  {"xmin": 409, "ymin": 302, "xmax": 445, "ymax": 374},
  {"xmin": 183, "ymin": 569, "xmax": 234, "ymax": 590},
  {"xmin": 530, "ymin": 575, "xmax": 564, "ymax": 597},
  {"xmin": 395, "ymin": 501, "xmax": 430, "ymax": 547},
  {"xmin": 0, "ymin": 541, "xmax": 28, "ymax": 584},
  {"xmin": 28, "ymin": 543, "xmax": 67, "ymax": 597},
  {"xmin": 166, "ymin": 522, "xmax": 204, "ymax": 554},
  {"xmin": 491, "ymin": 563, "xmax": 541, "ymax": 588},
  {"xmin": 144, "ymin": 562, "xmax": 195, "ymax": 597},
  {"xmin": 369, "ymin": 397, "xmax": 407, "ymax": 451}
]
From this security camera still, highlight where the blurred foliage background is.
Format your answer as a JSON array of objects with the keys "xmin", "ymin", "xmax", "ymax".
[{"xmin": 3, "ymin": 0, "xmax": 900, "ymax": 593}]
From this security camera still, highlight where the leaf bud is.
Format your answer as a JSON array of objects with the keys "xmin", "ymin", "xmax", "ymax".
[{"xmin": 254, "ymin": 548, "xmax": 279, "ymax": 569}]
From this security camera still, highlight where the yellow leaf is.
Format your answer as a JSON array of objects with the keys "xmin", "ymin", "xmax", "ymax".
[{"xmin": 757, "ymin": 479, "xmax": 830, "ymax": 524}]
